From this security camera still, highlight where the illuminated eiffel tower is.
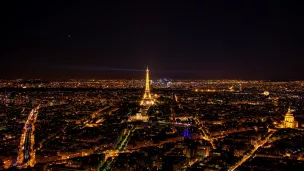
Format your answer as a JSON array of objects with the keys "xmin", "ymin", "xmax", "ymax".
[{"xmin": 140, "ymin": 66, "xmax": 154, "ymax": 106}]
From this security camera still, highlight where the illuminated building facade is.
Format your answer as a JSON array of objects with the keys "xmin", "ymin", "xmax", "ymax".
[
  {"xmin": 140, "ymin": 66, "xmax": 154, "ymax": 106},
  {"xmin": 282, "ymin": 107, "xmax": 298, "ymax": 128}
]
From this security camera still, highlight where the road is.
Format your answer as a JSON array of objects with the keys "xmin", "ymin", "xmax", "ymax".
[
  {"xmin": 23, "ymin": 131, "xmax": 31, "ymax": 163},
  {"xmin": 194, "ymin": 117, "xmax": 216, "ymax": 149},
  {"xmin": 229, "ymin": 129, "xmax": 277, "ymax": 171},
  {"xmin": 98, "ymin": 125, "xmax": 135, "ymax": 171},
  {"xmin": 16, "ymin": 105, "xmax": 40, "ymax": 168}
]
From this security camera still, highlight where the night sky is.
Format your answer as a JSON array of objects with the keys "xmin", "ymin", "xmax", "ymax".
[{"xmin": 1, "ymin": 1, "xmax": 304, "ymax": 80}]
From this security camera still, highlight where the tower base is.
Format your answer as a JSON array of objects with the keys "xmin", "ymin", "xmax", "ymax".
[{"xmin": 140, "ymin": 99, "xmax": 154, "ymax": 106}]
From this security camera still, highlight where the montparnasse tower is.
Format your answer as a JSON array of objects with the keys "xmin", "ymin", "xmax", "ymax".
[{"xmin": 140, "ymin": 66, "xmax": 154, "ymax": 106}]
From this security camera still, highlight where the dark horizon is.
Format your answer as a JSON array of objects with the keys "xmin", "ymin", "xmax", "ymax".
[{"xmin": 1, "ymin": 1, "xmax": 304, "ymax": 80}]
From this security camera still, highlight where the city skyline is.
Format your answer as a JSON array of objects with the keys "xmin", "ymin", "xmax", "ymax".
[
  {"xmin": 1, "ymin": 2, "xmax": 304, "ymax": 170},
  {"xmin": 1, "ymin": 72, "xmax": 304, "ymax": 170}
]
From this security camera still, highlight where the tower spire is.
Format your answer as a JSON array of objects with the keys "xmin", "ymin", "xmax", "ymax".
[{"xmin": 288, "ymin": 106, "xmax": 291, "ymax": 113}]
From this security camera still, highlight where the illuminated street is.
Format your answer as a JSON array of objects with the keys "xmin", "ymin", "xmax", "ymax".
[
  {"xmin": 98, "ymin": 125, "xmax": 136, "ymax": 171},
  {"xmin": 229, "ymin": 129, "xmax": 277, "ymax": 171},
  {"xmin": 194, "ymin": 117, "xmax": 216, "ymax": 149},
  {"xmin": 16, "ymin": 105, "xmax": 40, "ymax": 168}
]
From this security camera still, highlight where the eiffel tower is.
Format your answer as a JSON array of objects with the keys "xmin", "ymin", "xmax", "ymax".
[{"xmin": 140, "ymin": 66, "xmax": 154, "ymax": 106}]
